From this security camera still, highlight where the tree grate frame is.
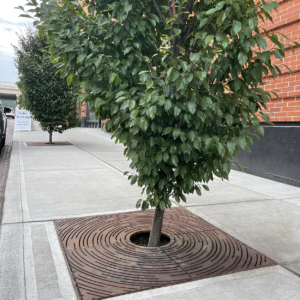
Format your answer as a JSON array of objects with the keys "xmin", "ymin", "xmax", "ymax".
[
  {"xmin": 54, "ymin": 207, "xmax": 277, "ymax": 300},
  {"xmin": 26, "ymin": 141, "xmax": 72, "ymax": 146}
]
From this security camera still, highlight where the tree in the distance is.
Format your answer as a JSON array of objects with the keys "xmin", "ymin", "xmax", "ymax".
[
  {"xmin": 14, "ymin": 28, "xmax": 78, "ymax": 144},
  {"xmin": 21, "ymin": 0, "xmax": 299, "ymax": 246}
]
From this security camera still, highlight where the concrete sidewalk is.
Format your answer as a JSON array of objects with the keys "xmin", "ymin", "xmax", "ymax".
[{"xmin": 1, "ymin": 123, "xmax": 300, "ymax": 300}]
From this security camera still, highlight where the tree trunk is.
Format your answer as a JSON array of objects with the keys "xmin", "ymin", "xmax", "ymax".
[
  {"xmin": 49, "ymin": 127, "xmax": 53, "ymax": 144},
  {"xmin": 148, "ymin": 208, "xmax": 165, "ymax": 247}
]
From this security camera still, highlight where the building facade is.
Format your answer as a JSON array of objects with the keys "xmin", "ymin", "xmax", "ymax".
[{"xmin": 235, "ymin": 0, "xmax": 300, "ymax": 186}]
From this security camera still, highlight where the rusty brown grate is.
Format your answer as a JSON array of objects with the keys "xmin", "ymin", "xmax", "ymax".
[
  {"xmin": 55, "ymin": 207, "xmax": 276, "ymax": 300},
  {"xmin": 26, "ymin": 141, "xmax": 72, "ymax": 146}
]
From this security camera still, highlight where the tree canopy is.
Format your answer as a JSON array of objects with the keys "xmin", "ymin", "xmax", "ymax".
[
  {"xmin": 19, "ymin": 0, "xmax": 299, "ymax": 245},
  {"xmin": 14, "ymin": 28, "xmax": 79, "ymax": 143}
]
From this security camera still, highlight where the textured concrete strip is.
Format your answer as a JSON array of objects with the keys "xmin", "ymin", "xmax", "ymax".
[
  {"xmin": 109, "ymin": 266, "xmax": 300, "ymax": 300},
  {"xmin": 0, "ymin": 223, "xmax": 25, "ymax": 300},
  {"xmin": 188, "ymin": 200, "xmax": 300, "ymax": 264},
  {"xmin": 31, "ymin": 223, "xmax": 62, "ymax": 300},
  {"xmin": 24, "ymin": 223, "xmax": 38, "ymax": 300},
  {"xmin": 45, "ymin": 222, "xmax": 78, "ymax": 300}
]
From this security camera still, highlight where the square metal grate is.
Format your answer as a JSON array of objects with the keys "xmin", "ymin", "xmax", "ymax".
[{"xmin": 55, "ymin": 207, "xmax": 276, "ymax": 300}]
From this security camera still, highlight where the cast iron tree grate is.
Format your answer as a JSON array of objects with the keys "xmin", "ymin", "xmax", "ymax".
[{"xmin": 54, "ymin": 207, "xmax": 276, "ymax": 300}]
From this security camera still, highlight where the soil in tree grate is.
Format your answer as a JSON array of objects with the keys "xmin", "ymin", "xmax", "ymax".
[
  {"xmin": 130, "ymin": 232, "xmax": 170, "ymax": 247},
  {"xmin": 54, "ymin": 207, "xmax": 277, "ymax": 300}
]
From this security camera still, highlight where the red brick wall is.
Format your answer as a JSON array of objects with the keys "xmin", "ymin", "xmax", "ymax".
[
  {"xmin": 80, "ymin": 103, "xmax": 86, "ymax": 118},
  {"xmin": 259, "ymin": 0, "xmax": 300, "ymax": 122}
]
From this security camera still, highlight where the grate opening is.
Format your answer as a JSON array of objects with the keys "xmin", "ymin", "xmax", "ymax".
[{"xmin": 130, "ymin": 231, "xmax": 170, "ymax": 247}]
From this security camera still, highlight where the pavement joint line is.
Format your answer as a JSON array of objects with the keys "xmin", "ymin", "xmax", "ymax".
[
  {"xmin": 1, "ymin": 208, "xmax": 143, "ymax": 225},
  {"xmin": 280, "ymin": 265, "xmax": 300, "ymax": 278},
  {"xmin": 224, "ymin": 179, "xmax": 280, "ymax": 199},
  {"xmin": 54, "ymin": 132, "xmax": 127, "ymax": 176},
  {"xmin": 183, "ymin": 198, "xmax": 278, "ymax": 207},
  {"xmin": 18, "ymin": 132, "xmax": 31, "ymax": 223},
  {"xmin": 55, "ymin": 132, "xmax": 138, "ymax": 176}
]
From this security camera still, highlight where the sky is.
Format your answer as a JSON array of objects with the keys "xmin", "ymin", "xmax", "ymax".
[{"xmin": 0, "ymin": 1, "xmax": 36, "ymax": 83}]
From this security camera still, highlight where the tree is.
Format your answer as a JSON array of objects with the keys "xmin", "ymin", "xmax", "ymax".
[
  {"xmin": 21, "ymin": 0, "xmax": 298, "ymax": 246},
  {"xmin": 14, "ymin": 28, "xmax": 79, "ymax": 144}
]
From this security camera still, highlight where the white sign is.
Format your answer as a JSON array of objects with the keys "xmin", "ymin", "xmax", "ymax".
[{"xmin": 14, "ymin": 110, "xmax": 31, "ymax": 131}]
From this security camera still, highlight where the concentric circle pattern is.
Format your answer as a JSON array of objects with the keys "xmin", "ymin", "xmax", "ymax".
[{"xmin": 55, "ymin": 207, "xmax": 276, "ymax": 300}]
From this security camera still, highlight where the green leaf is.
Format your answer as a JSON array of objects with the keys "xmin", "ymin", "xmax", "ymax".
[
  {"xmin": 156, "ymin": 152, "xmax": 163, "ymax": 163},
  {"xmin": 227, "ymin": 140, "xmax": 236, "ymax": 153},
  {"xmin": 146, "ymin": 79, "xmax": 154, "ymax": 89},
  {"xmin": 199, "ymin": 18, "xmax": 208, "ymax": 28},
  {"xmin": 217, "ymin": 142, "xmax": 225, "ymax": 157},
  {"xmin": 169, "ymin": 69, "xmax": 179, "ymax": 82},
  {"xmin": 190, "ymin": 52, "xmax": 200, "ymax": 63},
  {"xmin": 202, "ymin": 185, "xmax": 210, "ymax": 191},
  {"xmin": 136, "ymin": 199, "xmax": 142, "ymax": 209},
  {"xmin": 173, "ymin": 128, "xmax": 181, "ymax": 139},
  {"xmin": 221, "ymin": 36, "xmax": 229, "ymax": 48},
  {"xmin": 163, "ymin": 127, "xmax": 173, "ymax": 135},
  {"xmin": 195, "ymin": 71, "xmax": 207, "ymax": 80},
  {"xmin": 171, "ymin": 155, "xmax": 178, "ymax": 166},
  {"xmin": 124, "ymin": 4, "xmax": 132, "ymax": 12},
  {"xmin": 128, "ymin": 100, "xmax": 135, "ymax": 110},
  {"xmin": 225, "ymin": 114, "xmax": 233, "ymax": 125},
  {"xmin": 149, "ymin": 106, "xmax": 156, "ymax": 119},
  {"xmin": 223, "ymin": 161, "xmax": 232, "ymax": 174},
  {"xmin": 238, "ymin": 51, "xmax": 247, "ymax": 66},
  {"xmin": 257, "ymin": 37, "xmax": 267, "ymax": 50},
  {"xmin": 174, "ymin": 106, "xmax": 181, "ymax": 117},
  {"xmin": 174, "ymin": 28, "xmax": 181, "ymax": 35},
  {"xmin": 180, "ymin": 60, "xmax": 188, "ymax": 71},
  {"xmin": 234, "ymin": 162, "xmax": 244, "ymax": 172},
  {"xmin": 205, "ymin": 35, "xmax": 214, "ymax": 45},
  {"xmin": 124, "ymin": 47, "xmax": 133, "ymax": 54},
  {"xmin": 67, "ymin": 74, "xmax": 73, "ymax": 86},
  {"xmin": 187, "ymin": 101, "xmax": 196, "ymax": 114},
  {"xmin": 113, "ymin": 74, "xmax": 119, "ymax": 86},
  {"xmin": 233, "ymin": 20, "xmax": 242, "ymax": 35},
  {"xmin": 159, "ymin": 201, "xmax": 165, "ymax": 210},
  {"xmin": 188, "ymin": 130, "xmax": 196, "ymax": 142},
  {"xmin": 77, "ymin": 54, "xmax": 86, "ymax": 63}
]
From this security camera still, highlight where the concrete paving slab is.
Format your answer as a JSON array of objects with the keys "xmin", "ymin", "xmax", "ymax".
[
  {"xmin": 24, "ymin": 169, "xmax": 142, "ymax": 220},
  {"xmin": 0, "ymin": 224, "xmax": 25, "ymax": 300},
  {"xmin": 109, "ymin": 266, "xmax": 300, "ymax": 300},
  {"xmin": 183, "ymin": 180, "xmax": 271, "ymax": 206},
  {"xmin": 283, "ymin": 198, "xmax": 300, "ymax": 207},
  {"xmin": 188, "ymin": 200, "xmax": 300, "ymax": 264},
  {"xmin": 19, "ymin": 146, "xmax": 110, "ymax": 171},
  {"xmin": 1, "ymin": 169, "xmax": 22, "ymax": 223},
  {"xmin": 229, "ymin": 170, "xmax": 300, "ymax": 199}
]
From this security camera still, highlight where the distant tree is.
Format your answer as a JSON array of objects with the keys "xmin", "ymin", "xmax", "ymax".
[
  {"xmin": 22, "ymin": 0, "xmax": 299, "ymax": 246},
  {"xmin": 14, "ymin": 28, "xmax": 78, "ymax": 143},
  {"xmin": 0, "ymin": 100, "xmax": 16, "ymax": 110}
]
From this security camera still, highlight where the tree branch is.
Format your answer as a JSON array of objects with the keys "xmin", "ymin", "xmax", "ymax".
[{"xmin": 152, "ymin": 0, "xmax": 166, "ymax": 26}]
